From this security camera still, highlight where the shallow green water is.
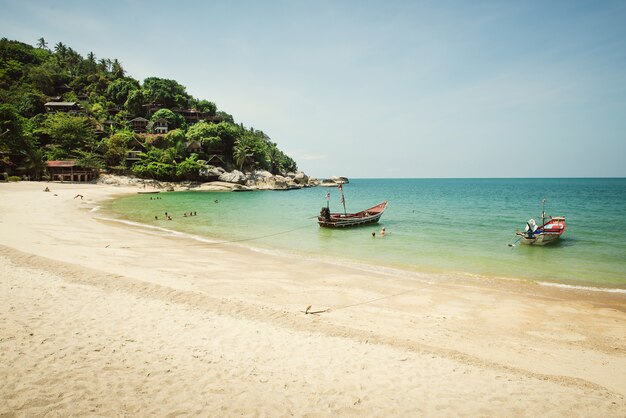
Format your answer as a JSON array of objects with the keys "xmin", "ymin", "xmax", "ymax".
[{"xmin": 106, "ymin": 178, "xmax": 626, "ymax": 290}]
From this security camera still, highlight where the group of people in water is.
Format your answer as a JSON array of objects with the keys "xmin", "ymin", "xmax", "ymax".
[
  {"xmin": 154, "ymin": 211, "xmax": 197, "ymax": 221},
  {"xmin": 372, "ymin": 227, "xmax": 386, "ymax": 238},
  {"xmin": 149, "ymin": 195, "xmax": 217, "ymax": 221}
]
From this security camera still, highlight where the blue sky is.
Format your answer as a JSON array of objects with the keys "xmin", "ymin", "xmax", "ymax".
[{"xmin": 1, "ymin": 0, "xmax": 625, "ymax": 178}]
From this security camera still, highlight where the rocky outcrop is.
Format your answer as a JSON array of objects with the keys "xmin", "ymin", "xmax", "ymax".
[
  {"xmin": 293, "ymin": 171, "xmax": 309, "ymax": 185},
  {"xmin": 319, "ymin": 176, "xmax": 349, "ymax": 187},
  {"xmin": 97, "ymin": 169, "xmax": 328, "ymax": 192},
  {"xmin": 199, "ymin": 166, "xmax": 225, "ymax": 180},
  {"xmin": 218, "ymin": 170, "xmax": 246, "ymax": 184},
  {"xmin": 246, "ymin": 171, "xmax": 299, "ymax": 190}
]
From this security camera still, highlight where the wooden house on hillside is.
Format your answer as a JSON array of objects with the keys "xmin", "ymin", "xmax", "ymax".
[
  {"xmin": 129, "ymin": 117, "xmax": 149, "ymax": 133},
  {"xmin": 184, "ymin": 140, "xmax": 202, "ymax": 153},
  {"xmin": 174, "ymin": 108, "xmax": 208, "ymax": 125},
  {"xmin": 46, "ymin": 160, "xmax": 96, "ymax": 182},
  {"xmin": 44, "ymin": 102, "xmax": 84, "ymax": 114},
  {"xmin": 125, "ymin": 136, "xmax": 146, "ymax": 163},
  {"xmin": 145, "ymin": 103, "xmax": 165, "ymax": 117},
  {"xmin": 148, "ymin": 118, "xmax": 169, "ymax": 134}
]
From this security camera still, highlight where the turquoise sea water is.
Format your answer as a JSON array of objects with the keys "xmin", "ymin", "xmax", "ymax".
[{"xmin": 106, "ymin": 178, "xmax": 626, "ymax": 289}]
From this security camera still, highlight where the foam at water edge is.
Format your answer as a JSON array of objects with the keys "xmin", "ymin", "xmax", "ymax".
[
  {"xmin": 538, "ymin": 281, "xmax": 626, "ymax": 294},
  {"xmin": 94, "ymin": 216, "xmax": 221, "ymax": 244}
]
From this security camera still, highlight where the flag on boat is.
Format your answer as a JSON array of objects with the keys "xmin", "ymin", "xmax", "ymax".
[
  {"xmin": 325, "ymin": 192, "xmax": 330, "ymax": 201},
  {"xmin": 338, "ymin": 184, "xmax": 342, "ymax": 190}
]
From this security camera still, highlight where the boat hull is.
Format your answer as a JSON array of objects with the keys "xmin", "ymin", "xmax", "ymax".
[
  {"xmin": 318, "ymin": 201, "xmax": 387, "ymax": 228},
  {"xmin": 519, "ymin": 233, "xmax": 562, "ymax": 245},
  {"xmin": 517, "ymin": 216, "xmax": 566, "ymax": 245}
]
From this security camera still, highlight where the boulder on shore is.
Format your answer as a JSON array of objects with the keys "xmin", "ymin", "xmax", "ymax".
[
  {"xmin": 293, "ymin": 171, "xmax": 309, "ymax": 185},
  {"xmin": 331, "ymin": 176, "xmax": 349, "ymax": 184},
  {"xmin": 218, "ymin": 170, "xmax": 246, "ymax": 184},
  {"xmin": 200, "ymin": 166, "xmax": 225, "ymax": 180}
]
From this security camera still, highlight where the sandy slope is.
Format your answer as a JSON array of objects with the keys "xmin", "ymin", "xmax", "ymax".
[{"xmin": 0, "ymin": 181, "xmax": 624, "ymax": 417}]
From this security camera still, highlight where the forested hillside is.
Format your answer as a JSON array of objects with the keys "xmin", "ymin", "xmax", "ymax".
[{"xmin": 0, "ymin": 38, "xmax": 297, "ymax": 181}]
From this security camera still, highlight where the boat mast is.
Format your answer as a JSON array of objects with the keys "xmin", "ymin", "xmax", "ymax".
[
  {"xmin": 541, "ymin": 197, "xmax": 546, "ymax": 226},
  {"xmin": 338, "ymin": 183, "xmax": 347, "ymax": 215}
]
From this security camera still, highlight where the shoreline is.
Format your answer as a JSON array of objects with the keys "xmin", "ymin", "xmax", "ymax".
[
  {"xmin": 1, "ymin": 181, "xmax": 625, "ymax": 416},
  {"xmin": 103, "ymin": 189, "xmax": 626, "ymax": 295}
]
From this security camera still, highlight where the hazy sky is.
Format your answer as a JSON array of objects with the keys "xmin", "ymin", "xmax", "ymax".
[{"xmin": 2, "ymin": 0, "xmax": 625, "ymax": 178}]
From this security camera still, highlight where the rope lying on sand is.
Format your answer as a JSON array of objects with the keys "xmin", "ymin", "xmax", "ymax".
[
  {"xmin": 303, "ymin": 282, "xmax": 437, "ymax": 315},
  {"xmin": 98, "ymin": 218, "xmax": 313, "ymax": 249},
  {"xmin": 202, "ymin": 224, "xmax": 312, "ymax": 245}
]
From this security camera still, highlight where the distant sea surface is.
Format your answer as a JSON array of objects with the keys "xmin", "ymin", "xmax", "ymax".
[{"xmin": 106, "ymin": 178, "xmax": 626, "ymax": 290}]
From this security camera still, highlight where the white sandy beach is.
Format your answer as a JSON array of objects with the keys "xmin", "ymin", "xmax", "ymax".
[{"xmin": 0, "ymin": 181, "xmax": 624, "ymax": 417}]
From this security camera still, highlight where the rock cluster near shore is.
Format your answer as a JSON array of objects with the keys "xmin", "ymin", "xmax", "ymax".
[{"xmin": 97, "ymin": 171, "xmax": 348, "ymax": 192}]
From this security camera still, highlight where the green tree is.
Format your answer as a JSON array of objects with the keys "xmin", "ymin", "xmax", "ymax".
[
  {"xmin": 42, "ymin": 113, "xmax": 95, "ymax": 156},
  {"xmin": 75, "ymin": 149, "xmax": 104, "ymax": 170},
  {"xmin": 143, "ymin": 77, "xmax": 190, "ymax": 109},
  {"xmin": 27, "ymin": 66, "xmax": 54, "ymax": 95},
  {"xmin": 102, "ymin": 130, "xmax": 134, "ymax": 166},
  {"xmin": 22, "ymin": 147, "xmax": 47, "ymax": 180},
  {"xmin": 163, "ymin": 128, "xmax": 186, "ymax": 148},
  {"xmin": 124, "ymin": 88, "xmax": 146, "ymax": 116},
  {"xmin": 175, "ymin": 154, "xmax": 202, "ymax": 180},
  {"xmin": 54, "ymin": 42, "xmax": 67, "ymax": 59},
  {"xmin": 185, "ymin": 121, "xmax": 211, "ymax": 142},
  {"xmin": 111, "ymin": 59, "xmax": 125, "ymax": 79},
  {"xmin": 151, "ymin": 108, "xmax": 184, "ymax": 129},
  {"xmin": 233, "ymin": 138, "xmax": 253, "ymax": 171},
  {"xmin": 0, "ymin": 104, "xmax": 27, "ymax": 155},
  {"xmin": 216, "ymin": 111, "xmax": 234, "ymax": 124},
  {"xmin": 267, "ymin": 145, "xmax": 281, "ymax": 174},
  {"xmin": 36, "ymin": 37, "xmax": 48, "ymax": 50},
  {"xmin": 130, "ymin": 147, "xmax": 176, "ymax": 180},
  {"xmin": 106, "ymin": 78, "xmax": 140, "ymax": 106},
  {"xmin": 195, "ymin": 100, "xmax": 217, "ymax": 115}
]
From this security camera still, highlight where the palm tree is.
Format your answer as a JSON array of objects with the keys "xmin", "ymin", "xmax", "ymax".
[
  {"xmin": 54, "ymin": 42, "xmax": 67, "ymax": 56},
  {"xmin": 233, "ymin": 140, "xmax": 253, "ymax": 171},
  {"xmin": 98, "ymin": 58, "xmax": 109, "ymax": 72},
  {"xmin": 111, "ymin": 59, "xmax": 125, "ymax": 78},
  {"xmin": 36, "ymin": 37, "xmax": 48, "ymax": 50},
  {"xmin": 267, "ymin": 146, "xmax": 280, "ymax": 174},
  {"xmin": 22, "ymin": 148, "xmax": 47, "ymax": 181},
  {"xmin": 66, "ymin": 47, "xmax": 81, "ymax": 76}
]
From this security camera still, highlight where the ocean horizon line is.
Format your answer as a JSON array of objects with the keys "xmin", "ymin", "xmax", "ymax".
[{"xmin": 320, "ymin": 176, "xmax": 626, "ymax": 180}]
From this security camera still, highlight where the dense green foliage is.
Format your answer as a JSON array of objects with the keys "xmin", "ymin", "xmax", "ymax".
[{"xmin": 0, "ymin": 38, "xmax": 297, "ymax": 181}]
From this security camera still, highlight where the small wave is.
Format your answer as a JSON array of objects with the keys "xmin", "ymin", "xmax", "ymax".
[
  {"xmin": 538, "ymin": 281, "xmax": 626, "ymax": 294},
  {"xmin": 94, "ymin": 216, "xmax": 221, "ymax": 244},
  {"xmin": 90, "ymin": 206, "xmax": 100, "ymax": 212}
]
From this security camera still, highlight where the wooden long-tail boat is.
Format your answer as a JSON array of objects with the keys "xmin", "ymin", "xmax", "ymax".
[
  {"xmin": 317, "ymin": 183, "xmax": 388, "ymax": 228},
  {"xmin": 318, "ymin": 201, "xmax": 388, "ymax": 228},
  {"xmin": 515, "ymin": 198, "xmax": 566, "ymax": 245}
]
